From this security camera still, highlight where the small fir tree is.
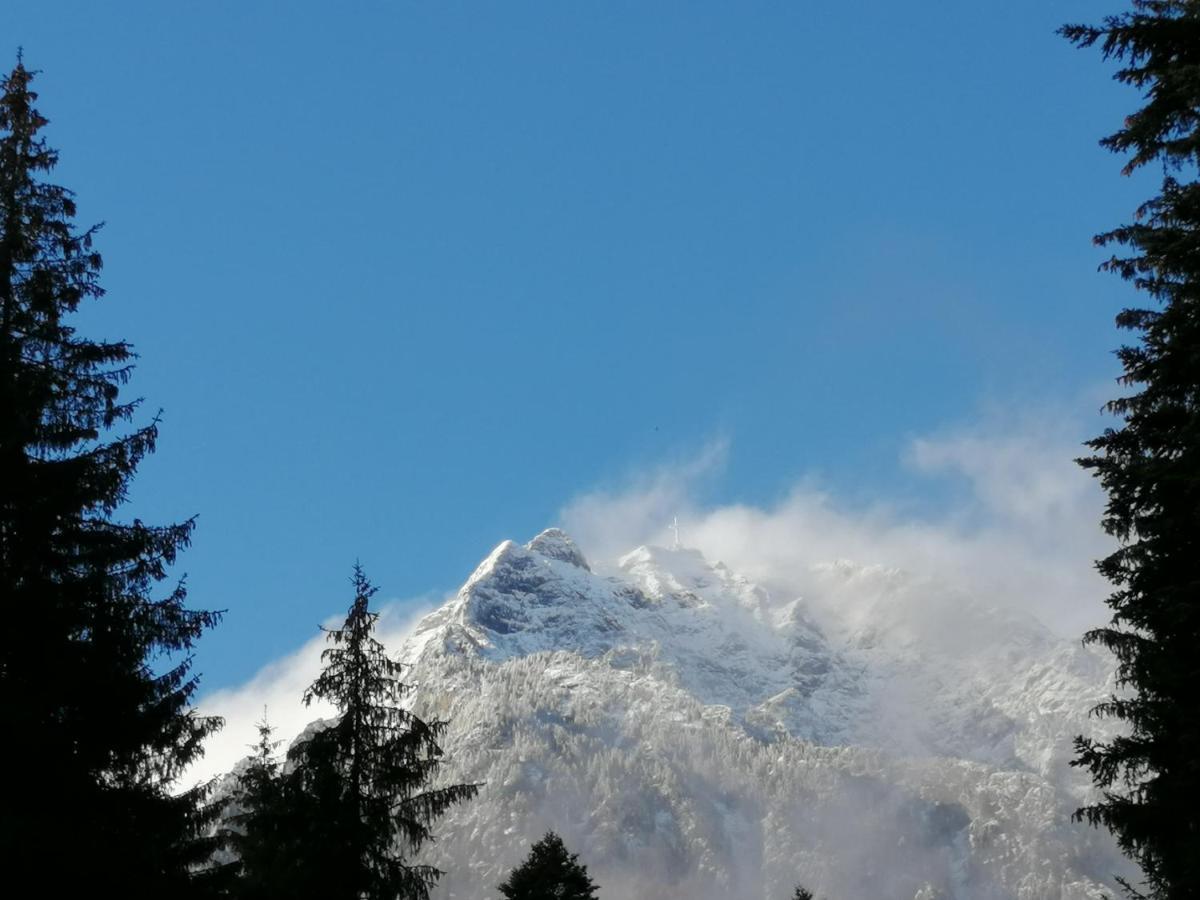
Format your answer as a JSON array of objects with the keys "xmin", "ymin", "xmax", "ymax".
[
  {"xmin": 281, "ymin": 564, "xmax": 479, "ymax": 900},
  {"xmin": 223, "ymin": 714, "xmax": 300, "ymax": 899},
  {"xmin": 497, "ymin": 832, "xmax": 600, "ymax": 900},
  {"xmin": 0, "ymin": 58, "xmax": 222, "ymax": 895},
  {"xmin": 792, "ymin": 886, "xmax": 815, "ymax": 900},
  {"xmin": 1060, "ymin": 3, "xmax": 1200, "ymax": 898}
]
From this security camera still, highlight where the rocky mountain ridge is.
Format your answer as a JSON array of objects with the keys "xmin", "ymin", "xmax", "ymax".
[{"xmin": 240, "ymin": 528, "xmax": 1129, "ymax": 899}]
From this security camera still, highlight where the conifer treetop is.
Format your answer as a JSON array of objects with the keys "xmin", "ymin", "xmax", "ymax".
[
  {"xmin": 496, "ymin": 831, "xmax": 600, "ymax": 900},
  {"xmin": 0, "ymin": 56, "xmax": 223, "ymax": 894},
  {"xmin": 277, "ymin": 564, "xmax": 479, "ymax": 900},
  {"xmin": 1060, "ymin": 3, "xmax": 1200, "ymax": 898}
]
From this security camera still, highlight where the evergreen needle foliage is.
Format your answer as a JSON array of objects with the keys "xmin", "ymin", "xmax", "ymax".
[
  {"xmin": 497, "ymin": 832, "xmax": 600, "ymax": 900},
  {"xmin": 0, "ymin": 58, "xmax": 223, "ymax": 895},
  {"xmin": 792, "ymin": 886, "xmax": 815, "ymax": 900},
  {"xmin": 223, "ymin": 715, "xmax": 292, "ymax": 899},
  {"xmin": 1061, "ymin": 3, "xmax": 1200, "ymax": 897},
  {"xmin": 254, "ymin": 564, "xmax": 479, "ymax": 900}
]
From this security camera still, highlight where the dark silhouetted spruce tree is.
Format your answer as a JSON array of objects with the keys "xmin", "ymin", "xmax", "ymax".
[
  {"xmin": 277, "ymin": 564, "xmax": 479, "ymax": 900},
  {"xmin": 1061, "ymin": 4, "xmax": 1200, "ymax": 898},
  {"xmin": 791, "ymin": 886, "xmax": 814, "ymax": 900},
  {"xmin": 497, "ymin": 832, "xmax": 600, "ymax": 900},
  {"xmin": 0, "ymin": 58, "xmax": 223, "ymax": 895},
  {"xmin": 223, "ymin": 714, "xmax": 300, "ymax": 899}
]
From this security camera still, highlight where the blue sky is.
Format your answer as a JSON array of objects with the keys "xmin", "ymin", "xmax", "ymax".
[{"xmin": 4, "ymin": 2, "xmax": 1146, "ymax": 693}]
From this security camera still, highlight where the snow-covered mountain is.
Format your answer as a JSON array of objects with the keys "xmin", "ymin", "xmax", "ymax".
[{"xmin": 309, "ymin": 529, "xmax": 1131, "ymax": 899}]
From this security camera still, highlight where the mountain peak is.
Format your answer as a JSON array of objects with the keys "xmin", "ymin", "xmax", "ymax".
[
  {"xmin": 322, "ymin": 525, "xmax": 1124, "ymax": 897},
  {"xmin": 526, "ymin": 528, "xmax": 590, "ymax": 571}
]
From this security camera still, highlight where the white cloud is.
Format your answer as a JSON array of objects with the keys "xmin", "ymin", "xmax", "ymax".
[
  {"xmin": 183, "ymin": 597, "xmax": 442, "ymax": 789},
  {"xmin": 187, "ymin": 410, "xmax": 1118, "ymax": 788},
  {"xmin": 563, "ymin": 412, "xmax": 1114, "ymax": 638},
  {"xmin": 560, "ymin": 436, "xmax": 729, "ymax": 564}
]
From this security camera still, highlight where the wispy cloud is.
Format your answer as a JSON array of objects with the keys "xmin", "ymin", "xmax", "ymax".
[
  {"xmin": 559, "ymin": 436, "xmax": 729, "ymax": 563},
  {"xmin": 563, "ymin": 411, "xmax": 1113, "ymax": 637},
  {"xmin": 188, "ymin": 409, "xmax": 1116, "ymax": 788}
]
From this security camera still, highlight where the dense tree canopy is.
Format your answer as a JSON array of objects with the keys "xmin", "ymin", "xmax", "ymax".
[
  {"xmin": 1061, "ymin": 3, "xmax": 1200, "ymax": 897},
  {"xmin": 497, "ymin": 832, "xmax": 600, "ymax": 900},
  {"xmin": 0, "ymin": 57, "xmax": 222, "ymax": 895}
]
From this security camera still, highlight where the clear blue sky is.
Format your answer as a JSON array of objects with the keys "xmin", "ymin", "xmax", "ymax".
[{"xmin": 4, "ymin": 2, "xmax": 1146, "ymax": 691}]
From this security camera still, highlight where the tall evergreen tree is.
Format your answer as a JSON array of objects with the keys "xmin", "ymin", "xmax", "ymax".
[
  {"xmin": 0, "ymin": 58, "xmax": 223, "ymax": 895},
  {"xmin": 1060, "ymin": 4, "xmax": 1200, "ymax": 897},
  {"xmin": 496, "ymin": 832, "xmax": 600, "ymax": 900},
  {"xmin": 278, "ymin": 564, "xmax": 479, "ymax": 900}
]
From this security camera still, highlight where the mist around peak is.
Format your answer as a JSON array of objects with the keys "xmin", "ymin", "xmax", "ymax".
[{"xmin": 194, "ymin": 417, "xmax": 1123, "ymax": 898}]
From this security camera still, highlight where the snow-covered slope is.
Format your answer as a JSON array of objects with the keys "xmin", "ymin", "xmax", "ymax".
[
  {"xmin": 405, "ymin": 533, "xmax": 866, "ymax": 749},
  {"xmin": 315, "ymin": 530, "xmax": 1130, "ymax": 898}
]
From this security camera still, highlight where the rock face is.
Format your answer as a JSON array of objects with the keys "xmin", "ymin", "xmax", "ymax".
[
  {"xmin": 525, "ymin": 528, "xmax": 591, "ymax": 571},
  {"xmin": 317, "ymin": 531, "xmax": 1132, "ymax": 899}
]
